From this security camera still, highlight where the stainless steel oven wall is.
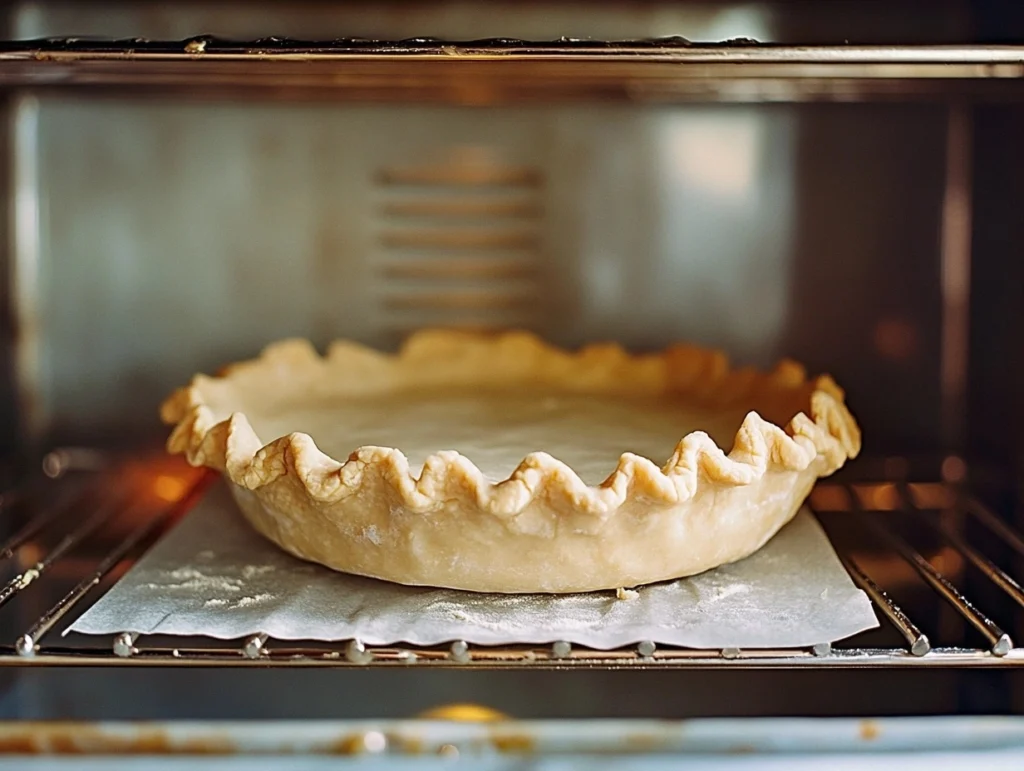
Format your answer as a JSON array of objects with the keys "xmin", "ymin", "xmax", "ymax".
[
  {"xmin": 3, "ymin": 0, "xmax": 971, "ymax": 456},
  {"xmin": 13, "ymin": 98, "xmax": 950, "ymax": 449}
]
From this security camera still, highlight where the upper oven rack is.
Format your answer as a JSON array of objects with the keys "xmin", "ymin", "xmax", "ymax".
[
  {"xmin": 0, "ymin": 40, "xmax": 1023, "ymax": 102},
  {"xmin": 1, "ymin": 450, "xmax": 1023, "ymax": 669}
]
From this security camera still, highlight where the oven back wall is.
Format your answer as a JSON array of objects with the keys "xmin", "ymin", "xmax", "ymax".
[
  {"xmin": 3, "ymin": 0, "xmax": 974, "ymax": 455},
  {"xmin": 12, "ymin": 96, "xmax": 947, "ymax": 454}
]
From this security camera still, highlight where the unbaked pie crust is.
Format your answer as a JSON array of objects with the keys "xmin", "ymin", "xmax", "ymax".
[{"xmin": 161, "ymin": 330, "xmax": 860, "ymax": 593}]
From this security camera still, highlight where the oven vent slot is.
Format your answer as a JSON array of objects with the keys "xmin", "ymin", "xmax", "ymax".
[{"xmin": 373, "ymin": 154, "xmax": 546, "ymax": 336}]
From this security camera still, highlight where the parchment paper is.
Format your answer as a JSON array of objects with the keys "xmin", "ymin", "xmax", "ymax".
[{"xmin": 69, "ymin": 483, "xmax": 878, "ymax": 649}]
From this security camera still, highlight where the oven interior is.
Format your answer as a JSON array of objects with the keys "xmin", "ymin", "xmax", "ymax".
[{"xmin": 0, "ymin": 0, "xmax": 1023, "ymax": 730}]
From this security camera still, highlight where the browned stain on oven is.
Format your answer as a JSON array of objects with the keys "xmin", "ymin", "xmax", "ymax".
[
  {"xmin": 387, "ymin": 733, "xmax": 425, "ymax": 755},
  {"xmin": 0, "ymin": 734, "xmax": 40, "ymax": 754},
  {"xmin": 0, "ymin": 724, "xmax": 234, "ymax": 755},
  {"xmin": 859, "ymin": 719, "xmax": 881, "ymax": 741},
  {"xmin": 623, "ymin": 733, "xmax": 669, "ymax": 752},
  {"xmin": 489, "ymin": 732, "xmax": 535, "ymax": 754},
  {"xmin": 727, "ymin": 744, "xmax": 758, "ymax": 754},
  {"xmin": 328, "ymin": 735, "xmax": 369, "ymax": 755},
  {"xmin": 50, "ymin": 730, "xmax": 234, "ymax": 755},
  {"xmin": 173, "ymin": 737, "xmax": 236, "ymax": 754}
]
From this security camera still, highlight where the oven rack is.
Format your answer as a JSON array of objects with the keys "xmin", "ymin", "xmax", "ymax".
[
  {"xmin": 0, "ymin": 41, "xmax": 1023, "ymax": 102},
  {"xmin": 0, "ymin": 449, "xmax": 1023, "ymax": 669}
]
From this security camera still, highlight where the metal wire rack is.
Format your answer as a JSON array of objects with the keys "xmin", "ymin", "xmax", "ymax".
[{"xmin": 0, "ymin": 448, "xmax": 1022, "ymax": 669}]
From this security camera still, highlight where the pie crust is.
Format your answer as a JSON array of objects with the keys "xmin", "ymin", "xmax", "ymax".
[{"xmin": 161, "ymin": 330, "xmax": 860, "ymax": 593}]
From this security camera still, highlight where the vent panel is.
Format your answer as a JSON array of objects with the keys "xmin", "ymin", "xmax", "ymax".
[{"xmin": 374, "ymin": 151, "xmax": 547, "ymax": 335}]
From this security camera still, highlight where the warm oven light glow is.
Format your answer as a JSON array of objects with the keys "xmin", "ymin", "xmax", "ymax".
[
  {"xmin": 856, "ymin": 483, "xmax": 900, "ymax": 511},
  {"xmin": 153, "ymin": 474, "xmax": 188, "ymax": 502},
  {"xmin": 417, "ymin": 704, "xmax": 510, "ymax": 722}
]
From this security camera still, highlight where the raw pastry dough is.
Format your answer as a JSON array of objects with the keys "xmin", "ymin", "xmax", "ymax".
[{"xmin": 161, "ymin": 330, "xmax": 860, "ymax": 593}]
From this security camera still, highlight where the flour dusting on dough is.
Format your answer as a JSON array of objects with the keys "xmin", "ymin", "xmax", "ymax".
[{"xmin": 236, "ymin": 593, "xmax": 273, "ymax": 608}]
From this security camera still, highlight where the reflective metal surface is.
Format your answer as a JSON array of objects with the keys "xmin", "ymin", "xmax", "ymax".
[
  {"xmin": 6, "ymin": 97, "xmax": 956, "ymax": 453},
  {"xmin": 2, "ymin": 1, "xmax": 1019, "ymax": 457},
  {"xmin": 0, "ymin": 716, "xmax": 1024, "ymax": 757},
  {"xmin": 0, "ymin": 43, "xmax": 1022, "ymax": 102}
]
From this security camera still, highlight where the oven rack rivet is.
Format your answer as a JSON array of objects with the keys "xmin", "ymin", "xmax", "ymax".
[
  {"xmin": 41, "ymin": 452, "xmax": 67, "ymax": 479},
  {"xmin": 437, "ymin": 744, "xmax": 460, "ymax": 759},
  {"xmin": 637, "ymin": 640, "xmax": 656, "ymax": 658},
  {"xmin": 551, "ymin": 640, "xmax": 572, "ymax": 659},
  {"xmin": 345, "ymin": 639, "xmax": 373, "ymax": 664},
  {"xmin": 112, "ymin": 632, "xmax": 138, "ymax": 658},
  {"xmin": 14, "ymin": 634, "xmax": 35, "ymax": 657},
  {"xmin": 721, "ymin": 647, "xmax": 741, "ymax": 659},
  {"xmin": 812, "ymin": 642, "xmax": 832, "ymax": 657},
  {"xmin": 243, "ymin": 633, "xmax": 268, "ymax": 659},
  {"xmin": 359, "ymin": 731, "xmax": 388, "ymax": 754},
  {"xmin": 911, "ymin": 635, "xmax": 932, "ymax": 657},
  {"xmin": 993, "ymin": 634, "xmax": 1013, "ymax": 657},
  {"xmin": 449, "ymin": 640, "xmax": 471, "ymax": 664}
]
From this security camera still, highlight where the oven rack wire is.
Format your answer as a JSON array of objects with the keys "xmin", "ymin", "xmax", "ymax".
[{"xmin": 0, "ymin": 448, "xmax": 1022, "ymax": 669}]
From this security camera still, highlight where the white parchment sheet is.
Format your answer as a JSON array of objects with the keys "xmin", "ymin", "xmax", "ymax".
[{"xmin": 70, "ymin": 483, "xmax": 878, "ymax": 649}]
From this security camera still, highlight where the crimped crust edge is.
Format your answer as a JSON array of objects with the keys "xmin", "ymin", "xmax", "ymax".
[{"xmin": 160, "ymin": 330, "xmax": 861, "ymax": 516}]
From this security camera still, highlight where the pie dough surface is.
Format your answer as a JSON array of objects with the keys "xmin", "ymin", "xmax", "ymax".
[
  {"xmin": 162, "ymin": 330, "xmax": 861, "ymax": 593},
  {"xmin": 249, "ymin": 390, "xmax": 746, "ymax": 486}
]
